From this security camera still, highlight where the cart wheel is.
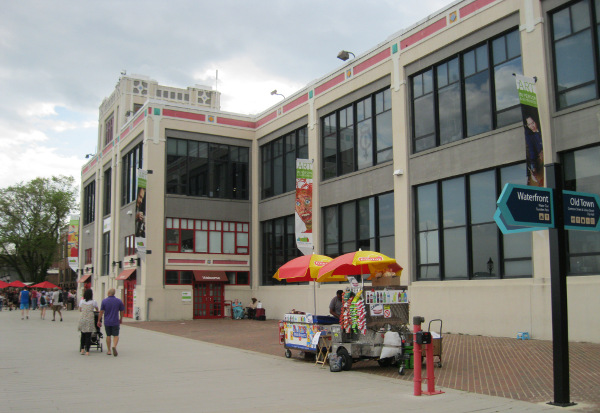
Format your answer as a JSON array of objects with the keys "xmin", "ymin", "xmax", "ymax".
[
  {"xmin": 398, "ymin": 365, "xmax": 405, "ymax": 376},
  {"xmin": 337, "ymin": 347, "xmax": 352, "ymax": 371},
  {"xmin": 285, "ymin": 349, "xmax": 292, "ymax": 358},
  {"xmin": 377, "ymin": 358, "xmax": 393, "ymax": 367}
]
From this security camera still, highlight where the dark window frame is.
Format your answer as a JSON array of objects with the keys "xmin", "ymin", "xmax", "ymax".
[
  {"xmin": 103, "ymin": 168, "xmax": 112, "ymax": 217},
  {"xmin": 260, "ymin": 215, "xmax": 301, "ymax": 286},
  {"xmin": 121, "ymin": 143, "xmax": 143, "ymax": 206},
  {"xmin": 83, "ymin": 181, "xmax": 96, "ymax": 225},
  {"xmin": 101, "ymin": 231, "xmax": 110, "ymax": 276},
  {"xmin": 320, "ymin": 87, "xmax": 393, "ymax": 181},
  {"xmin": 166, "ymin": 138, "xmax": 249, "ymax": 200},
  {"xmin": 414, "ymin": 162, "xmax": 532, "ymax": 281},
  {"xmin": 410, "ymin": 28, "xmax": 523, "ymax": 153},
  {"xmin": 164, "ymin": 270, "xmax": 193, "ymax": 285},
  {"xmin": 260, "ymin": 126, "xmax": 308, "ymax": 199},
  {"xmin": 226, "ymin": 271, "xmax": 250, "ymax": 285}
]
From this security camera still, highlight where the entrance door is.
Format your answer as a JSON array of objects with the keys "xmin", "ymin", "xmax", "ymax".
[
  {"xmin": 193, "ymin": 282, "xmax": 224, "ymax": 319},
  {"xmin": 124, "ymin": 279, "xmax": 136, "ymax": 318}
]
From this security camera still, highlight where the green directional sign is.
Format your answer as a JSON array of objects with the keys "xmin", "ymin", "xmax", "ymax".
[{"xmin": 496, "ymin": 183, "xmax": 554, "ymax": 230}]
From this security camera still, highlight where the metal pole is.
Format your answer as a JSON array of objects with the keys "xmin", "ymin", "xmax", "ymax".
[{"xmin": 545, "ymin": 163, "xmax": 575, "ymax": 407}]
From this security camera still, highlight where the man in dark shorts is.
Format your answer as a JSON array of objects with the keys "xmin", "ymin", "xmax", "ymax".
[{"xmin": 97, "ymin": 288, "xmax": 125, "ymax": 356}]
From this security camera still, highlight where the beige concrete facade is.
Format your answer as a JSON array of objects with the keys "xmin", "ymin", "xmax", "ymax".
[{"xmin": 80, "ymin": 0, "xmax": 600, "ymax": 343}]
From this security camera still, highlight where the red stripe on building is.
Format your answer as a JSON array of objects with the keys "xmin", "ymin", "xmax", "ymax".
[
  {"xmin": 255, "ymin": 112, "xmax": 277, "ymax": 128},
  {"xmin": 216, "ymin": 117, "xmax": 256, "ymax": 128},
  {"xmin": 400, "ymin": 17, "xmax": 447, "ymax": 49},
  {"xmin": 121, "ymin": 126, "xmax": 131, "ymax": 139},
  {"xmin": 168, "ymin": 259, "xmax": 207, "ymax": 264},
  {"xmin": 283, "ymin": 93, "xmax": 308, "ymax": 113},
  {"xmin": 211, "ymin": 260, "xmax": 248, "ymax": 265},
  {"xmin": 133, "ymin": 112, "xmax": 145, "ymax": 127},
  {"xmin": 460, "ymin": 0, "xmax": 496, "ymax": 18},
  {"xmin": 163, "ymin": 109, "xmax": 206, "ymax": 122},
  {"xmin": 102, "ymin": 142, "xmax": 113, "ymax": 156},
  {"xmin": 353, "ymin": 49, "xmax": 391, "ymax": 75},
  {"xmin": 315, "ymin": 73, "xmax": 346, "ymax": 96}
]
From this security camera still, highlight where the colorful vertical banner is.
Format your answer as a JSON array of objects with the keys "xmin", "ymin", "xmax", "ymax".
[
  {"xmin": 295, "ymin": 159, "xmax": 314, "ymax": 256},
  {"xmin": 135, "ymin": 169, "xmax": 147, "ymax": 257},
  {"xmin": 67, "ymin": 215, "xmax": 79, "ymax": 272},
  {"xmin": 515, "ymin": 74, "xmax": 544, "ymax": 187}
]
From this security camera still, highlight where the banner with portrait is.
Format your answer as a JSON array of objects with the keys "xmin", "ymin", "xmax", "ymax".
[
  {"xmin": 516, "ymin": 74, "xmax": 544, "ymax": 187},
  {"xmin": 67, "ymin": 215, "xmax": 79, "ymax": 272},
  {"xmin": 295, "ymin": 159, "xmax": 313, "ymax": 256},
  {"xmin": 135, "ymin": 169, "xmax": 147, "ymax": 257}
]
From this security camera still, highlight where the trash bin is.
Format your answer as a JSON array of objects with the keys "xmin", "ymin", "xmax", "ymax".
[{"xmin": 67, "ymin": 302, "xmax": 73, "ymax": 311}]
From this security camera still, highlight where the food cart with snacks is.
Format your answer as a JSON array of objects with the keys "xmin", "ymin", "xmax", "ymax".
[
  {"xmin": 280, "ymin": 313, "xmax": 339, "ymax": 359},
  {"xmin": 330, "ymin": 279, "xmax": 412, "ymax": 374}
]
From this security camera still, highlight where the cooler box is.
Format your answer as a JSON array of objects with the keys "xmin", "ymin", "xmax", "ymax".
[{"xmin": 255, "ymin": 308, "xmax": 266, "ymax": 320}]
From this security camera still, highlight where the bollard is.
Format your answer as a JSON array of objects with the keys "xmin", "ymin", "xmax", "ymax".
[
  {"xmin": 413, "ymin": 316, "xmax": 444, "ymax": 396},
  {"xmin": 413, "ymin": 316, "xmax": 424, "ymax": 396}
]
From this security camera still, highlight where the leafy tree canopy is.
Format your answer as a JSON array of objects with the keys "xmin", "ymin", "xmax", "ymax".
[{"xmin": 0, "ymin": 176, "xmax": 78, "ymax": 283}]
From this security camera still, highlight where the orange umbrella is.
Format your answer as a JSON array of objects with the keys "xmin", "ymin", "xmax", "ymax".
[
  {"xmin": 273, "ymin": 254, "xmax": 338, "ymax": 282},
  {"xmin": 317, "ymin": 250, "xmax": 402, "ymax": 282}
]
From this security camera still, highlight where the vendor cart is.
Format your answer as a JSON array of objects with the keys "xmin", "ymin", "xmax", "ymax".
[
  {"xmin": 280, "ymin": 313, "xmax": 339, "ymax": 359},
  {"xmin": 330, "ymin": 285, "xmax": 411, "ymax": 373}
]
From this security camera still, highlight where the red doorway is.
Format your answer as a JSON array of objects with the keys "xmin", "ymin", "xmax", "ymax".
[
  {"xmin": 124, "ymin": 278, "xmax": 136, "ymax": 318},
  {"xmin": 193, "ymin": 282, "xmax": 224, "ymax": 319}
]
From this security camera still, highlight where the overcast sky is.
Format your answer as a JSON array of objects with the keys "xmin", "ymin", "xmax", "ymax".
[{"xmin": 0, "ymin": 0, "xmax": 449, "ymax": 190}]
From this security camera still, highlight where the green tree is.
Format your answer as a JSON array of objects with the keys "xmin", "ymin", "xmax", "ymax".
[{"xmin": 0, "ymin": 176, "xmax": 78, "ymax": 283}]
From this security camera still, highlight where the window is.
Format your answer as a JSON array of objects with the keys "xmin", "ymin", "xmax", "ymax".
[
  {"xmin": 165, "ymin": 270, "xmax": 193, "ymax": 285},
  {"xmin": 415, "ymin": 163, "xmax": 531, "ymax": 280},
  {"xmin": 321, "ymin": 88, "xmax": 392, "ymax": 180},
  {"xmin": 226, "ymin": 271, "xmax": 249, "ymax": 285},
  {"xmin": 102, "ymin": 232, "xmax": 110, "ymax": 276},
  {"xmin": 166, "ymin": 138, "xmax": 249, "ymax": 199},
  {"xmin": 261, "ymin": 126, "xmax": 308, "ymax": 199},
  {"xmin": 165, "ymin": 218, "xmax": 249, "ymax": 254},
  {"xmin": 261, "ymin": 215, "xmax": 300, "ymax": 286},
  {"xmin": 104, "ymin": 113, "xmax": 114, "ymax": 146},
  {"xmin": 84, "ymin": 248, "xmax": 93, "ymax": 265},
  {"xmin": 411, "ymin": 29, "xmax": 522, "ymax": 153},
  {"xmin": 323, "ymin": 192, "xmax": 395, "ymax": 258},
  {"xmin": 124, "ymin": 234, "xmax": 135, "ymax": 256},
  {"xmin": 83, "ymin": 181, "xmax": 96, "ymax": 225},
  {"xmin": 563, "ymin": 145, "xmax": 600, "ymax": 274},
  {"xmin": 121, "ymin": 142, "xmax": 143, "ymax": 205},
  {"xmin": 551, "ymin": 0, "xmax": 599, "ymax": 109},
  {"xmin": 103, "ymin": 168, "xmax": 111, "ymax": 217}
]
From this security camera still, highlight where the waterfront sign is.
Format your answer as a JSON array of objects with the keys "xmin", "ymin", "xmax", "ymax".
[{"xmin": 496, "ymin": 183, "xmax": 554, "ymax": 231}]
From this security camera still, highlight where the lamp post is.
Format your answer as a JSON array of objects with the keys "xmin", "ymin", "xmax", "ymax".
[
  {"xmin": 337, "ymin": 50, "xmax": 355, "ymax": 61},
  {"xmin": 487, "ymin": 257, "xmax": 494, "ymax": 275}
]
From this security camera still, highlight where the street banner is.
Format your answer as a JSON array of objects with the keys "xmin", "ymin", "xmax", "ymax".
[
  {"xmin": 135, "ymin": 169, "xmax": 147, "ymax": 258},
  {"xmin": 516, "ymin": 74, "xmax": 544, "ymax": 187},
  {"xmin": 67, "ymin": 215, "xmax": 79, "ymax": 272},
  {"xmin": 295, "ymin": 159, "xmax": 313, "ymax": 256}
]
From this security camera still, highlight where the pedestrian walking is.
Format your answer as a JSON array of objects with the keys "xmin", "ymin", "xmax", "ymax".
[
  {"xmin": 51, "ymin": 288, "xmax": 63, "ymax": 322},
  {"xmin": 78, "ymin": 289, "xmax": 99, "ymax": 356},
  {"xmin": 39, "ymin": 291, "xmax": 48, "ymax": 319},
  {"xmin": 97, "ymin": 288, "xmax": 124, "ymax": 356},
  {"xmin": 30, "ymin": 289, "xmax": 38, "ymax": 311}
]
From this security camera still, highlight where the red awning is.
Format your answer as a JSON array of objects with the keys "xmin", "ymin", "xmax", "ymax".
[
  {"xmin": 77, "ymin": 274, "xmax": 91, "ymax": 283},
  {"xmin": 116, "ymin": 268, "xmax": 136, "ymax": 281},
  {"xmin": 193, "ymin": 270, "xmax": 228, "ymax": 282}
]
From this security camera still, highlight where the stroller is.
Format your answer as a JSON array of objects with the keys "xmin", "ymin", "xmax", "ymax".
[{"xmin": 90, "ymin": 311, "xmax": 104, "ymax": 352}]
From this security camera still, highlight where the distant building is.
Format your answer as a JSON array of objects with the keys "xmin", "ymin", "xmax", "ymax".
[{"xmin": 79, "ymin": 0, "xmax": 600, "ymax": 342}]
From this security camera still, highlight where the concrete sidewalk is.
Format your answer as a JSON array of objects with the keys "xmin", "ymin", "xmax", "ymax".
[{"xmin": 0, "ymin": 309, "xmax": 583, "ymax": 413}]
